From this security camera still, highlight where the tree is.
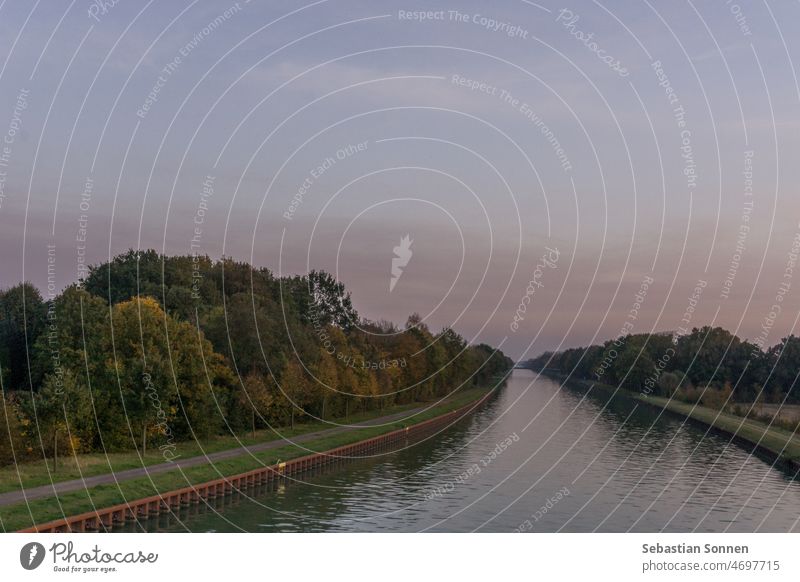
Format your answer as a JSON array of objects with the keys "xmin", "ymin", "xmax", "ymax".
[
  {"xmin": 107, "ymin": 296, "xmax": 172, "ymax": 453},
  {"xmin": 83, "ymin": 249, "xmax": 163, "ymax": 305},
  {"xmin": 280, "ymin": 359, "xmax": 313, "ymax": 428},
  {"xmin": 108, "ymin": 296, "xmax": 234, "ymax": 452},
  {"xmin": 0, "ymin": 392, "xmax": 26, "ymax": 466},
  {"xmin": 239, "ymin": 372, "xmax": 275, "ymax": 436},
  {"xmin": 315, "ymin": 349, "xmax": 339, "ymax": 419},
  {"xmin": 766, "ymin": 336, "xmax": 800, "ymax": 402},
  {"xmin": 24, "ymin": 370, "xmax": 94, "ymax": 470},
  {"xmin": 675, "ymin": 327, "xmax": 741, "ymax": 388},
  {"xmin": 30, "ymin": 286, "xmax": 110, "ymax": 394},
  {"xmin": 0, "ymin": 282, "xmax": 46, "ymax": 391},
  {"xmin": 702, "ymin": 381, "xmax": 733, "ymax": 410},
  {"xmin": 657, "ymin": 371, "xmax": 681, "ymax": 397},
  {"xmin": 0, "ymin": 249, "xmax": 517, "ymax": 461},
  {"xmin": 304, "ymin": 270, "xmax": 358, "ymax": 329}
]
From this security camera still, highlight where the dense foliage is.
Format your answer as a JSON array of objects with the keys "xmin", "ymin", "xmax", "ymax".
[
  {"xmin": 0, "ymin": 251, "xmax": 512, "ymax": 465},
  {"xmin": 522, "ymin": 327, "xmax": 800, "ymax": 406}
]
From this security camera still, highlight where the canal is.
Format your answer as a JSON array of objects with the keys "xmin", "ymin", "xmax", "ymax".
[{"xmin": 131, "ymin": 369, "xmax": 800, "ymax": 532}]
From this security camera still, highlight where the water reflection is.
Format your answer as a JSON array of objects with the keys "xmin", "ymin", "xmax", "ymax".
[{"xmin": 130, "ymin": 370, "xmax": 800, "ymax": 532}]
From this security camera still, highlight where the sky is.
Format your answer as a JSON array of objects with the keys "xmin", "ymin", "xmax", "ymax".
[{"xmin": 1, "ymin": 0, "xmax": 799, "ymax": 361}]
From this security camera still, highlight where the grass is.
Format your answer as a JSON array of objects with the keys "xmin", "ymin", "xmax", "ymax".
[
  {"xmin": 0, "ymin": 386, "xmax": 491, "ymax": 532},
  {"xmin": 547, "ymin": 372, "xmax": 800, "ymax": 466},
  {"xmin": 0, "ymin": 400, "xmax": 426, "ymax": 496},
  {"xmin": 641, "ymin": 395, "xmax": 800, "ymax": 464},
  {"xmin": 741, "ymin": 403, "xmax": 800, "ymax": 424}
]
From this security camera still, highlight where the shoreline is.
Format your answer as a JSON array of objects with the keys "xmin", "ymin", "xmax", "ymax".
[
  {"xmin": 536, "ymin": 369, "xmax": 800, "ymax": 475},
  {"xmin": 15, "ymin": 385, "xmax": 498, "ymax": 533},
  {"xmin": 0, "ymin": 399, "xmax": 436, "ymax": 498}
]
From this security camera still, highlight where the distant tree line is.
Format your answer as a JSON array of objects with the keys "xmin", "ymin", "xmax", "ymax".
[
  {"xmin": 521, "ymin": 327, "xmax": 800, "ymax": 407},
  {"xmin": 0, "ymin": 250, "xmax": 512, "ymax": 465}
]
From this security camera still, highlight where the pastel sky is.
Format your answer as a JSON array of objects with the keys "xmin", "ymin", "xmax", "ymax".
[{"xmin": 1, "ymin": 0, "xmax": 799, "ymax": 360}]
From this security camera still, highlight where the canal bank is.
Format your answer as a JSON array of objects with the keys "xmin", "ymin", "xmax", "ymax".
[
  {"xmin": 113, "ymin": 370, "xmax": 800, "ymax": 532},
  {"xmin": 16, "ymin": 386, "xmax": 499, "ymax": 533},
  {"xmin": 537, "ymin": 369, "xmax": 800, "ymax": 475}
]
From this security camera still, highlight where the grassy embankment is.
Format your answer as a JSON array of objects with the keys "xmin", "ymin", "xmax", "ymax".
[
  {"xmin": 642, "ymin": 395, "xmax": 800, "ymax": 466},
  {"xmin": 0, "ymin": 401, "xmax": 428, "ymax": 496},
  {"xmin": 0, "ymin": 385, "xmax": 492, "ymax": 531},
  {"xmin": 541, "ymin": 371, "xmax": 800, "ymax": 469}
]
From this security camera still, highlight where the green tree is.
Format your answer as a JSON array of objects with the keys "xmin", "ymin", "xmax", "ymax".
[
  {"xmin": 24, "ymin": 370, "xmax": 94, "ymax": 469},
  {"xmin": 0, "ymin": 282, "xmax": 46, "ymax": 391},
  {"xmin": 766, "ymin": 335, "xmax": 800, "ymax": 402},
  {"xmin": 612, "ymin": 344, "xmax": 655, "ymax": 392},
  {"xmin": 304, "ymin": 270, "xmax": 358, "ymax": 329},
  {"xmin": 239, "ymin": 372, "xmax": 275, "ymax": 436},
  {"xmin": 0, "ymin": 392, "xmax": 26, "ymax": 466},
  {"xmin": 280, "ymin": 359, "xmax": 314, "ymax": 428},
  {"xmin": 657, "ymin": 371, "xmax": 681, "ymax": 397}
]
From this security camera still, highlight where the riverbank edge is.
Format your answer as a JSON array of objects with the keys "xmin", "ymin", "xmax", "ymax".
[
  {"xmin": 536, "ymin": 369, "xmax": 800, "ymax": 474},
  {"xmin": 0, "ymin": 399, "xmax": 436, "ymax": 497},
  {"xmin": 18, "ymin": 383, "xmax": 499, "ymax": 533}
]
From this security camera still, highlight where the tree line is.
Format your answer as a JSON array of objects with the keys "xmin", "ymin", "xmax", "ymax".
[
  {"xmin": 522, "ymin": 326, "xmax": 800, "ymax": 408},
  {"xmin": 0, "ymin": 250, "xmax": 512, "ymax": 465}
]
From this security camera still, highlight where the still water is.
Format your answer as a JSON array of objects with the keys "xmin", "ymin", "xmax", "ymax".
[{"xmin": 135, "ymin": 370, "xmax": 800, "ymax": 532}]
